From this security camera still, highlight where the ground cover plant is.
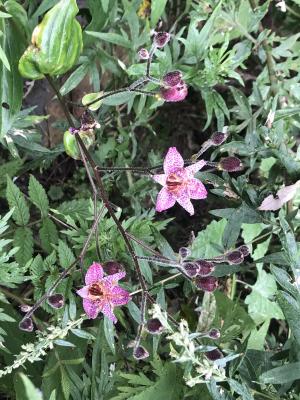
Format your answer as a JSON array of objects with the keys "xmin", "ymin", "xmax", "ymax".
[{"xmin": 0, "ymin": 0, "xmax": 300, "ymax": 399}]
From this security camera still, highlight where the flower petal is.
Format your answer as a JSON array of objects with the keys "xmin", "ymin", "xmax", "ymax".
[
  {"xmin": 76, "ymin": 286, "xmax": 89, "ymax": 299},
  {"xmin": 163, "ymin": 147, "xmax": 184, "ymax": 174},
  {"xmin": 152, "ymin": 174, "xmax": 167, "ymax": 186},
  {"xmin": 85, "ymin": 262, "xmax": 103, "ymax": 285},
  {"xmin": 101, "ymin": 303, "xmax": 117, "ymax": 324},
  {"xmin": 83, "ymin": 298, "xmax": 99, "ymax": 319},
  {"xmin": 188, "ymin": 178, "xmax": 207, "ymax": 199},
  {"xmin": 103, "ymin": 271, "xmax": 126, "ymax": 287},
  {"xmin": 185, "ymin": 160, "xmax": 206, "ymax": 177},
  {"xmin": 156, "ymin": 187, "xmax": 176, "ymax": 212},
  {"xmin": 176, "ymin": 191, "xmax": 194, "ymax": 215},
  {"xmin": 111, "ymin": 287, "xmax": 130, "ymax": 306}
]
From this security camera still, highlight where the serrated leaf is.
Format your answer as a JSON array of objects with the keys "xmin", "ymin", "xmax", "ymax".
[
  {"xmin": 39, "ymin": 217, "xmax": 58, "ymax": 253},
  {"xmin": 192, "ymin": 219, "xmax": 227, "ymax": 259},
  {"xmin": 58, "ymin": 240, "xmax": 75, "ymax": 268},
  {"xmin": 28, "ymin": 175, "xmax": 49, "ymax": 217},
  {"xmin": 14, "ymin": 227, "xmax": 34, "ymax": 265},
  {"xmin": 6, "ymin": 176, "xmax": 30, "ymax": 226},
  {"xmin": 277, "ymin": 291, "xmax": 300, "ymax": 346}
]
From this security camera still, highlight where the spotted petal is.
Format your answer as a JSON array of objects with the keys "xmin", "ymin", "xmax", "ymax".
[
  {"xmin": 85, "ymin": 262, "xmax": 103, "ymax": 285},
  {"xmin": 103, "ymin": 271, "xmax": 126, "ymax": 289},
  {"xmin": 111, "ymin": 286, "xmax": 130, "ymax": 306},
  {"xmin": 76, "ymin": 286, "xmax": 89, "ymax": 299},
  {"xmin": 156, "ymin": 187, "xmax": 176, "ymax": 212},
  {"xmin": 188, "ymin": 178, "xmax": 207, "ymax": 199},
  {"xmin": 163, "ymin": 147, "xmax": 184, "ymax": 174},
  {"xmin": 101, "ymin": 303, "xmax": 117, "ymax": 324},
  {"xmin": 185, "ymin": 160, "xmax": 206, "ymax": 177},
  {"xmin": 152, "ymin": 174, "xmax": 167, "ymax": 186},
  {"xmin": 83, "ymin": 298, "xmax": 99, "ymax": 319},
  {"xmin": 176, "ymin": 191, "xmax": 194, "ymax": 215}
]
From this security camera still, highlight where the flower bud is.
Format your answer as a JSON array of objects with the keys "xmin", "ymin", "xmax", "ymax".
[
  {"xmin": 154, "ymin": 32, "xmax": 170, "ymax": 48},
  {"xmin": 226, "ymin": 250, "xmax": 244, "ymax": 265},
  {"xmin": 133, "ymin": 346, "xmax": 149, "ymax": 360},
  {"xmin": 19, "ymin": 304, "xmax": 32, "ymax": 313},
  {"xmin": 238, "ymin": 245, "xmax": 250, "ymax": 257},
  {"xmin": 103, "ymin": 261, "xmax": 124, "ymax": 275},
  {"xmin": 183, "ymin": 262, "xmax": 199, "ymax": 278},
  {"xmin": 219, "ymin": 157, "xmax": 243, "ymax": 172},
  {"xmin": 146, "ymin": 318, "xmax": 164, "ymax": 334},
  {"xmin": 160, "ymin": 81, "xmax": 188, "ymax": 102},
  {"xmin": 205, "ymin": 349, "xmax": 223, "ymax": 361},
  {"xmin": 47, "ymin": 293, "xmax": 64, "ymax": 309},
  {"xmin": 210, "ymin": 131, "xmax": 228, "ymax": 146},
  {"xmin": 19, "ymin": 317, "xmax": 34, "ymax": 332},
  {"xmin": 195, "ymin": 276, "xmax": 218, "ymax": 292},
  {"xmin": 179, "ymin": 247, "xmax": 191, "ymax": 260},
  {"xmin": 208, "ymin": 328, "xmax": 221, "ymax": 339},
  {"xmin": 196, "ymin": 260, "xmax": 214, "ymax": 277},
  {"xmin": 138, "ymin": 48, "xmax": 149, "ymax": 60},
  {"xmin": 162, "ymin": 71, "xmax": 183, "ymax": 87}
]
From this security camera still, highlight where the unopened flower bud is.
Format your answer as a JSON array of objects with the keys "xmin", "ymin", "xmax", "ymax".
[
  {"xmin": 146, "ymin": 318, "xmax": 164, "ymax": 334},
  {"xmin": 183, "ymin": 262, "xmax": 199, "ymax": 277},
  {"xmin": 211, "ymin": 131, "xmax": 228, "ymax": 146},
  {"xmin": 19, "ymin": 317, "xmax": 34, "ymax": 332},
  {"xmin": 238, "ymin": 245, "xmax": 250, "ymax": 257},
  {"xmin": 47, "ymin": 293, "xmax": 64, "ymax": 309},
  {"xmin": 160, "ymin": 81, "xmax": 188, "ymax": 102},
  {"xmin": 195, "ymin": 276, "xmax": 218, "ymax": 292},
  {"xmin": 196, "ymin": 260, "xmax": 214, "ymax": 277},
  {"xmin": 206, "ymin": 348, "xmax": 223, "ymax": 361},
  {"xmin": 154, "ymin": 32, "xmax": 170, "ymax": 48},
  {"xmin": 226, "ymin": 250, "xmax": 244, "ymax": 265},
  {"xmin": 179, "ymin": 247, "xmax": 191, "ymax": 260},
  {"xmin": 208, "ymin": 328, "xmax": 221, "ymax": 339},
  {"xmin": 103, "ymin": 261, "xmax": 124, "ymax": 275},
  {"xmin": 219, "ymin": 157, "xmax": 243, "ymax": 172},
  {"xmin": 19, "ymin": 304, "xmax": 32, "ymax": 313},
  {"xmin": 162, "ymin": 71, "xmax": 183, "ymax": 87},
  {"xmin": 133, "ymin": 346, "xmax": 149, "ymax": 360},
  {"xmin": 138, "ymin": 48, "xmax": 149, "ymax": 60}
]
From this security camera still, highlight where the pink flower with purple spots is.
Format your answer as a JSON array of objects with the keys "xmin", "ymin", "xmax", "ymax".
[
  {"xmin": 160, "ymin": 80, "xmax": 188, "ymax": 102},
  {"xmin": 77, "ymin": 262, "xmax": 130, "ymax": 323},
  {"xmin": 153, "ymin": 147, "xmax": 207, "ymax": 215}
]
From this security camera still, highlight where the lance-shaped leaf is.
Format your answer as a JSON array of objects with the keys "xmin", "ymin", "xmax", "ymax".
[{"xmin": 19, "ymin": 0, "xmax": 83, "ymax": 80}]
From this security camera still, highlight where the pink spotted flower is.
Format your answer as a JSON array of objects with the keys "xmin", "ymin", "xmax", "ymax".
[
  {"xmin": 153, "ymin": 147, "xmax": 207, "ymax": 215},
  {"xmin": 77, "ymin": 262, "xmax": 130, "ymax": 323}
]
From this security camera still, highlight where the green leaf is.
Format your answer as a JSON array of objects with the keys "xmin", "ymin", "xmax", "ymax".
[
  {"xmin": 85, "ymin": 31, "xmax": 131, "ymax": 48},
  {"xmin": 192, "ymin": 219, "xmax": 227, "ymax": 259},
  {"xmin": 103, "ymin": 316, "xmax": 115, "ymax": 354},
  {"xmin": 14, "ymin": 373, "xmax": 43, "ymax": 400},
  {"xmin": 6, "ymin": 176, "xmax": 30, "ymax": 226},
  {"xmin": 151, "ymin": 0, "xmax": 168, "ymax": 27},
  {"xmin": 82, "ymin": 92, "xmax": 103, "ymax": 111},
  {"xmin": 60, "ymin": 63, "xmax": 90, "ymax": 96},
  {"xmin": 28, "ymin": 175, "xmax": 49, "ymax": 217},
  {"xmin": 14, "ymin": 227, "xmax": 34, "ymax": 265},
  {"xmin": 260, "ymin": 361, "xmax": 300, "ymax": 384},
  {"xmin": 102, "ymin": 91, "xmax": 136, "ymax": 106},
  {"xmin": 58, "ymin": 240, "xmax": 75, "ymax": 268},
  {"xmin": 39, "ymin": 218, "xmax": 58, "ymax": 253},
  {"xmin": 277, "ymin": 290, "xmax": 300, "ymax": 346}
]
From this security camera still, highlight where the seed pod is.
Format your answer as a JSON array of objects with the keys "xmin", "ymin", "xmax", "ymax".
[
  {"xmin": 154, "ymin": 32, "xmax": 170, "ymax": 48},
  {"xmin": 206, "ymin": 348, "xmax": 223, "ymax": 361},
  {"xmin": 19, "ymin": 317, "xmax": 34, "ymax": 332},
  {"xmin": 183, "ymin": 262, "xmax": 199, "ymax": 278},
  {"xmin": 133, "ymin": 346, "xmax": 149, "ymax": 360},
  {"xmin": 226, "ymin": 250, "xmax": 244, "ymax": 265},
  {"xmin": 238, "ymin": 245, "xmax": 250, "ymax": 257},
  {"xmin": 162, "ymin": 71, "xmax": 183, "ymax": 87},
  {"xmin": 146, "ymin": 318, "xmax": 164, "ymax": 334},
  {"xmin": 196, "ymin": 260, "xmax": 214, "ymax": 276},
  {"xmin": 179, "ymin": 247, "xmax": 191, "ymax": 260},
  {"xmin": 103, "ymin": 261, "xmax": 124, "ymax": 275},
  {"xmin": 210, "ymin": 131, "xmax": 228, "ymax": 146},
  {"xmin": 208, "ymin": 328, "xmax": 221, "ymax": 339},
  {"xmin": 219, "ymin": 157, "xmax": 243, "ymax": 172},
  {"xmin": 195, "ymin": 276, "xmax": 218, "ymax": 292},
  {"xmin": 47, "ymin": 293, "xmax": 64, "ymax": 309},
  {"xmin": 138, "ymin": 48, "xmax": 149, "ymax": 60}
]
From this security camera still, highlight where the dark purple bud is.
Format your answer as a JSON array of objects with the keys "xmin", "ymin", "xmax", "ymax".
[
  {"xmin": 179, "ymin": 247, "xmax": 191, "ymax": 260},
  {"xmin": 162, "ymin": 71, "xmax": 183, "ymax": 87},
  {"xmin": 19, "ymin": 304, "xmax": 32, "ymax": 313},
  {"xmin": 47, "ymin": 293, "xmax": 64, "ymax": 309},
  {"xmin": 238, "ymin": 245, "xmax": 250, "ymax": 257},
  {"xmin": 146, "ymin": 318, "xmax": 164, "ymax": 334},
  {"xmin": 208, "ymin": 328, "xmax": 221, "ymax": 339},
  {"xmin": 138, "ymin": 48, "xmax": 149, "ymax": 60},
  {"xmin": 133, "ymin": 346, "xmax": 149, "ymax": 360},
  {"xmin": 195, "ymin": 276, "xmax": 218, "ymax": 292},
  {"xmin": 206, "ymin": 349, "xmax": 223, "ymax": 361},
  {"xmin": 219, "ymin": 157, "xmax": 243, "ymax": 172},
  {"xmin": 196, "ymin": 260, "xmax": 214, "ymax": 277},
  {"xmin": 211, "ymin": 131, "xmax": 228, "ymax": 146},
  {"xmin": 226, "ymin": 250, "xmax": 244, "ymax": 265},
  {"xmin": 154, "ymin": 32, "xmax": 170, "ymax": 48},
  {"xmin": 19, "ymin": 317, "xmax": 34, "ymax": 332},
  {"xmin": 183, "ymin": 262, "xmax": 199, "ymax": 278},
  {"xmin": 103, "ymin": 261, "xmax": 124, "ymax": 275}
]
